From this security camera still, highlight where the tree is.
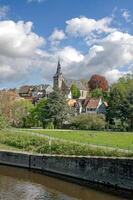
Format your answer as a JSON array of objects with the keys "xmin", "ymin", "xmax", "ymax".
[
  {"xmin": 90, "ymin": 88, "xmax": 103, "ymax": 98},
  {"xmin": 106, "ymin": 74, "xmax": 133, "ymax": 131},
  {"xmin": 33, "ymin": 98, "xmax": 48, "ymax": 128},
  {"xmin": 11, "ymin": 99, "xmax": 34, "ymax": 127},
  {"xmin": 88, "ymin": 74, "xmax": 108, "ymax": 91},
  {"xmin": 0, "ymin": 115, "xmax": 9, "ymax": 129},
  {"xmin": 119, "ymin": 89, "xmax": 133, "ymax": 131},
  {"xmin": 0, "ymin": 90, "xmax": 20, "ymax": 121},
  {"xmin": 44, "ymin": 88, "xmax": 71, "ymax": 128},
  {"xmin": 71, "ymin": 84, "xmax": 80, "ymax": 99}
]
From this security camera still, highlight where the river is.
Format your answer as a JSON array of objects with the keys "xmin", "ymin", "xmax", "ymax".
[{"xmin": 0, "ymin": 165, "xmax": 127, "ymax": 200}]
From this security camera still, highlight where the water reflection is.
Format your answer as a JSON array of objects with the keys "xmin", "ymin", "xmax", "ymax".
[{"xmin": 0, "ymin": 165, "xmax": 127, "ymax": 200}]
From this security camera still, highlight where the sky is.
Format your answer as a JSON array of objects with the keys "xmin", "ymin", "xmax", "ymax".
[{"xmin": 0, "ymin": 0, "xmax": 133, "ymax": 88}]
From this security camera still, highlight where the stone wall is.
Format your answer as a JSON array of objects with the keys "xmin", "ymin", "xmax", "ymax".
[
  {"xmin": 0, "ymin": 151, "xmax": 133, "ymax": 196},
  {"xmin": 0, "ymin": 151, "xmax": 30, "ymax": 168}
]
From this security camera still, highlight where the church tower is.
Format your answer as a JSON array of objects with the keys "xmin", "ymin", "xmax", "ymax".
[{"xmin": 53, "ymin": 58, "xmax": 64, "ymax": 89}]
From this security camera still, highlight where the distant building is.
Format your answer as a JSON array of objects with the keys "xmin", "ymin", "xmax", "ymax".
[
  {"xmin": 19, "ymin": 84, "xmax": 53, "ymax": 103},
  {"xmin": 53, "ymin": 59, "xmax": 88, "ymax": 99},
  {"xmin": 82, "ymin": 97, "xmax": 108, "ymax": 114},
  {"xmin": 19, "ymin": 85, "xmax": 33, "ymax": 99}
]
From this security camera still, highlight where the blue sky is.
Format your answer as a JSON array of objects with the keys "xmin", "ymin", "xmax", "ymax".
[{"xmin": 0, "ymin": 0, "xmax": 133, "ymax": 88}]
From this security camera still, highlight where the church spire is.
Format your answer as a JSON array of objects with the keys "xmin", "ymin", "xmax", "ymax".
[
  {"xmin": 53, "ymin": 58, "xmax": 64, "ymax": 89},
  {"xmin": 56, "ymin": 57, "xmax": 62, "ymax": 75}
]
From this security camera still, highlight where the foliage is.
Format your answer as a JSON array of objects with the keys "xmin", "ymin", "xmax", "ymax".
[
  {"xmin": 90, "ymin": 88, "xmax": 103, "ymax": 98},
  {"xmin": 0, "ymin": 90, "xmax": 19, "ymax": 121},
  {"xmin": 35, "ymin": 88, "xmax": 72, "ymax": 128},
  {"xmin": 46, "ymin": 88, "xmax": 72, "ymax": 128},
  {"xmin": 119, "ymin": 89, "xmax": 133, "ymax": 131},
  {"xmin": 88, "ymin": 74, "xmax": 108, "ymax": 91},
  {"xmin": 70, "ymin": 84, "xmax": 81, "ymax": 99},
  {"xmin": 70, "ymin": 114, "xmax": 106, "ymax": 130},
  {"xmin": 11, "ymin": 99, "xmax": 34, "ymax": 128},
  {"xmin": 106, "ymin": 74, "xmax": 133, "ymax": 131},
  {"xmin": 33, "ymin": 98, "xmax": 48, "ymax": 128},
  {"xmin": 0, "ymin": 115, "xmax": 9, "ymax": 129},
  {"xmin": 90, "ymin": 88, "xmax": 109, "ymax": 101}
]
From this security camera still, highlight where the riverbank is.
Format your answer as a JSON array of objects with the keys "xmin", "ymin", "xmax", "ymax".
[
  {"xmin": 0, "ymin": 129, "xmax": 133, "ymax": 157},
  {"xmin": 0, "ymin": 150, "xmax": 133, "ymax": 199}
]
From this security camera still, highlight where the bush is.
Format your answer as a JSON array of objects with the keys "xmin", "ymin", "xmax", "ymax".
[
  {"xmin": 70, "ymin": 114, "xmax": 106, "ymax": 130},
  {"xmin": 0, "ymin": 115, "xmax": 9, "ymax": 129},
  {"xmin": 46, "ymin": 122, "xmax": 54, "ymax": 129}
]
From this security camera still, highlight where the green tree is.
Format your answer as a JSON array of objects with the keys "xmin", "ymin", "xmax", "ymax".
[
  {"xmin": 44, "ymin": 88, "xmax": 71, "ymax": 128},
  {"xmin": 90, "ymin": 88, "xmax": 103, "ymax": 98},
  {"xmin": 119, "ymin": 89, "xmax": 133, "ymax": 131},
  {"xmin": 0, "ymin": 115, "xmax": 9, "ymax": 129},
  {"xmin": 71, "ymin": 84, "xmax": 80, "ymax": 99},
  {"xmin": 33, "ymin": 98, "xmax": 48, "ymax": 128},
  {"xmin": 90, "ymin": 88, "xmax": 109, "ymax": 101},
  {"xmin": 106, "ymin": 74, "xmax": 133, "ymax": 131},
  {"xmin": 11, "ymin": 99, "xmax": 34, "ymax": 128}
]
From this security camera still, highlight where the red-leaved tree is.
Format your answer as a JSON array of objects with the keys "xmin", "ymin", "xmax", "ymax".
[{"xmin": 88, "ymin": 74, "xmax": 108, "ymax": 91}]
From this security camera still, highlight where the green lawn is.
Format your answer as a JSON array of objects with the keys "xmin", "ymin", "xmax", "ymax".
[
  {"xmin": 0, "ymin": 129, "xmax": 133, "ymax": 157},
  {"xmin": 23, "ymin": 129, "xmax": 133, "ymax": 150}
]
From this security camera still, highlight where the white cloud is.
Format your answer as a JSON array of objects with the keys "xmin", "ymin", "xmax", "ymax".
[
  {"xmin": 0, "ymin": 14, "xmax": 132, "ymax": 86},
  {"xmin": 104, "ymin": 69, "xmax": 129, "ymax": 83},
  {"xmin": 49, "ymin": 29, "xmax": 66, "ymax": 45},
  {"xmin": 0, "ymin": 20, "xmax": 44, "ymax": 57},
  {"xmin": 122, "ymin": 9, "xmax": 131, "ymax": 22},
  {"xmin": 36, "ymin": 46, "xmax": 84, "ymax": 82},
  {"xmin": 66, "ymin": 16, "xmax": 115, "ymax": 38},
  {"xmin": 0, "ymin": 20, "xmax": 45, "ymax": 83},
  {"xmin": 48, "ymin": 30, "xmax": 133, "ymax": 83},
  {"xmin": 78, "ymin": 31, "xmax": 133, "ymax": 83},
  {"xmin": 58, "ymin": 46, "xmax": 84, "ymax": 63},
  {"xmin": 0, "ymin": 5, "xmax": 9, "ymax": 19}
]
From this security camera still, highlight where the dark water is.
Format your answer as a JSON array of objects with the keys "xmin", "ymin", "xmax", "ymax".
[{"xmin": 0, "ymin": 165, "xmax": 127, "ymax": 200}]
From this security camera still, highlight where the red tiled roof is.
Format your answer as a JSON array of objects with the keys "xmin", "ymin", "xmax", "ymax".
[{"xmin": 84, "ymin": 98, "xmax": 100, "ymax": 109}]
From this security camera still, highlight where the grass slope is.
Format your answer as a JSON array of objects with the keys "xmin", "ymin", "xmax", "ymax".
[
  {"xmin": 0, "ymin": 129, "xmax": 133, "ymax": 157},
  {"xmin": 23, "ymin": 129, "xmax": 133, "ymax": 150}
]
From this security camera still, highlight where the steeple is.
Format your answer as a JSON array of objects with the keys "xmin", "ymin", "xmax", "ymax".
[
  {"xmin": 53, "ymin": 58, "xmax": 64, "ymax": 89},
  {"xmin": 56, "ymin": 57, "xmax": 62, "ymax": 75}
]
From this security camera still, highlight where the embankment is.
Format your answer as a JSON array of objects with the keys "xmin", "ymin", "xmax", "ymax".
[{"xmin": 0, "ymin": 150, "xmax": 133, "ymax": 198}]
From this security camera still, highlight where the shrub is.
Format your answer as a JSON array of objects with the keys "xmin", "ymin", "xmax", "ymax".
[
  {"xmin": 46, "ymin": 122, "xmax": 54, "ymax": 129},
  {"xmin": 0, "ymin": 115, "xmax": 9, "ymax": 129},
  {"xmin": 70, "ymin": 114, "xmax": 106, "ymax": 130}
]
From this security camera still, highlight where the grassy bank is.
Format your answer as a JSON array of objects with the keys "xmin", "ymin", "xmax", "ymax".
[
  {"xmin": 0, "ymin": 129, "xmax": 133, "ymax": 157},
  {"xmin": 23, "ymin": 129, "xmax": 133, "ymax": 150}
]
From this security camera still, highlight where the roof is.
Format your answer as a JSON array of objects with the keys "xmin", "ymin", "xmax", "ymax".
[
  {"xmin": 19, "ymin": 84, "xmax": 53, "ymax": 94},
  {"xmin": 19, "ymin": 85, "xmax": 31, "ymax": 94},
  {"xmin": 84, "ymin": 98, "xmax": 100, "ymax": 109},
  {"xmin": 64, "ymin": 79, "xmax": 87, "ymax": 90}
]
